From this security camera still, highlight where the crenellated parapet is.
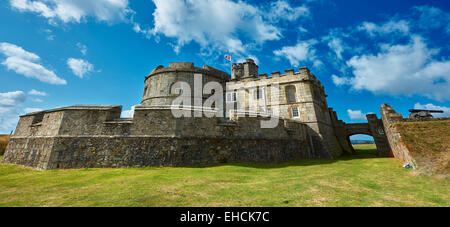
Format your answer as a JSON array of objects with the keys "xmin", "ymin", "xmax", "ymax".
[
  {"xmin": 2, "ymin": 58, "xmax": 347, "ymax": 170},
  {"xmin": 142, "ymin": 62, "xmax": 230, "ymax": 106},
  {"xmin": 146, "ymin": 62, "xmax": 230, "ymax": 81},
  {"xmin": 231, "ymin": 60, "xmax": 325, "ymax": 91}
]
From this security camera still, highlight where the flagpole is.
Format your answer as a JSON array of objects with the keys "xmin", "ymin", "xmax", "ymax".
[{"xmin": 230, "ymin": 58, "xmax": 233, "ymax": 79}]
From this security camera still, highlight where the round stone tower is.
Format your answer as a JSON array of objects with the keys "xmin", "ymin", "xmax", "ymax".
[{"xmin": 141, "ymin": 62, "xmax": 230, "ymax": 106}]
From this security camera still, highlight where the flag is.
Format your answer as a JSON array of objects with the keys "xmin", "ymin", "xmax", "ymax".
[{"xmin": 225, "ymin": 55, "xmax": 232, "ymax": 61}]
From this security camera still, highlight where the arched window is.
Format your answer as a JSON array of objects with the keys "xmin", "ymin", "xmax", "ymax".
[{"xmin": 285, "ymin": 85, "xmax": 296, "ymax": 103}]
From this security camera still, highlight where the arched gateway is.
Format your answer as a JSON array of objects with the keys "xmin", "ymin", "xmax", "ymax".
[{"xmin": 329, "ymin": 110, "xmax": 392, "ymax": 156}]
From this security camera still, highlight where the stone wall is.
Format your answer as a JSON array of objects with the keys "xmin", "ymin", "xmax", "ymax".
[
  {"xmin": 380, "ymin": 104, "xmax": 450, "ymax": 173},
  {"xmin": 2, "ymin": 59, "xmax": 350, "ymax": 169},
  {"xmin": 329, "ymin": 108, "xmax": 391, "ymax": 157},
  {"xmin": 227, "ymin": 65, "xmax": 343, "ymax": 159},
  {"xmin": 142, "ymin": 62, "xmax": 229, "ymax": 106},
  {"xmin": 2, "ymin": 105, "xmax": 310, "ymax": 169},
  {"xmin": 380, "ymin": 104, "xmax": 417, "ymax": 167}
]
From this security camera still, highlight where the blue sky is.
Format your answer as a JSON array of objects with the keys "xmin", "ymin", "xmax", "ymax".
[{"xmin": 1, "ymin": 0, "xmax": 450, "ymax": 138}]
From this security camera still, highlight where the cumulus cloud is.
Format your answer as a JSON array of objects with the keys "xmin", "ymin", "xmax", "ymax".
[
  {"xmin": 273, "ymin": 39, "xmax": 320, "ymax": 67},
  {"xmin": 358, "ymin": 20, "xmax": 410, "ymax": 37},
  {"xmin": 67, "ymin": 58, "xmax": 94, "ymax": 78},
  {"xmin": 331, "ymin": 74, "xmax": 350, "ymax": 86},
  {"xmin": 414, "ymin": 103, "xmax": 450, "ymax": 117},
  {"xmin": 342, "ymin": 36, "xmax": 450, "ymax": 101},
  {"xmin": 322, "ymin": 30, "xmax": 347, "ymax": 60},
  {"xmin": 9, "ymin": 0, "xmax": 131, "ymax": 24},
  {"xmin": 44, "ymin": 29, "xmax": 55, "ymax": 40},
  {"xmin": 136, "ymin": 0, "xmax": 293, "ymax": 56},
  {"xmin": 414, "ymin": 5, "xmax": 450, "ymax": 33},
  {"xmin": 77, "ymin": 42, "xmax": 87, "ymax": 55},
  {"xmin": 347, "ymin": 109, "xmax": 367, "ymax": 120},
  {"xmin": 0, "ymin": 91, "xmax": 26, "ymax": 109},
  {"xmin": 28, "ymin": 89, "xmax": 47, "ymax": 96},
  {"xmin": 0, "ymin": 91, "xmax": 27, "ymax": 134},
  {"xmin": 0, "ymin": 42, "xmax": 66, "ymax": 85},
  {"xmin": 267, "ymin": 0, "xmax": 310, "ymax": 22}
]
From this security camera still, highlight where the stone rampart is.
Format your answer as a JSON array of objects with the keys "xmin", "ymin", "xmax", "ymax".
[
  {"xmin": 380, "ymin": 104, "xmax": 417, "ymax": 167},
  {"xmin": 380, "ymin": 104, "xmax": 450, "ymax": 172},
  {"xmin": 3, "ymin": 105, "xmax": 310, "ymax": 169}
]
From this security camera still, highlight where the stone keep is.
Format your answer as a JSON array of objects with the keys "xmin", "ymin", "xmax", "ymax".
[{"xmin": 2, "ymin": 59, "xmax": 389, "ymax": 169}]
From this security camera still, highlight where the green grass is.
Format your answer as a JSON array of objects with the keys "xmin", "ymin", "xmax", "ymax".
[
  {"xmin": 396, "ymin": 120, "xmax": 450, "ymax": 174},
  {"xmin": 0, "ymin": 144, "xmax": 448, "ymax": 207}
]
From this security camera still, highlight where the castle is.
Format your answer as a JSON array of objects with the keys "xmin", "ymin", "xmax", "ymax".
[{"xmin": 2, "ymin": 59, "xmax": 391, "ymax": 169}]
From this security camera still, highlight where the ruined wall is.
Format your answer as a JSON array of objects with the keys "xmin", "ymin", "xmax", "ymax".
[
  {"xmin": 380, "ymin": 104, "xmax": 450, "ymax": 174},
  {"xmin": 3, "ymin": 106, "xmax": 310, "ymax": 169},
  {"xmin": 366, "ymin": 114, "xmax": 391, "ymax": 157},
  {"xmin": 380, "ymin": 104, "xmax": 417, "ymax": 167},
  {"xmin": 329, "ymin": 109, "xmax": 391, "ymax": 157}
]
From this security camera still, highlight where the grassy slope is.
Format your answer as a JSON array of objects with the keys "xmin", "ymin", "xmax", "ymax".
[
  {"xmin": 0, "ymin": 144, "xmax": 448, "ymax": 207},
  {"xmin": 395, "ymin": 120, "xmax": 450, "ymax": 174}
]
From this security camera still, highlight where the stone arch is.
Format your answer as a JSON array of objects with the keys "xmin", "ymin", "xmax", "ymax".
[
  {"xmin": 346, "ymin": 123, "xmax": 372, "ymax": 136},
  {"xmin": 333, "ymin": 113, "xmax": 391, "ymax": 156}
]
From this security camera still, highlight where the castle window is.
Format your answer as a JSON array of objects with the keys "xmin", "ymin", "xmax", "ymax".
[
  {"xmin": 285, "ymin": 85, "xmax": 296, "ymax": 103},
  {"xmin": 292, "ymin": 107, "xmax": 300, "ymax": 118},
  {"xmin": 32, "ymin": 113, "xmax": 44, "ymax": 125},
  {"xmin": 226, "ymin": 92, "xmax": 237, "ymax": 102},
  {"xmin": 255, "ymin": 88, "xmax": 264, "ymax": 99}
]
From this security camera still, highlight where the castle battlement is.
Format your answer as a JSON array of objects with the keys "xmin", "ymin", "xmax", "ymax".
[
  {"xmin": 146, "ymin": 62, "xmax": 230, "ymax": 81},
  {"xmin": 2, "ymin": 58, "xmax": 355, "ymax": 170}
]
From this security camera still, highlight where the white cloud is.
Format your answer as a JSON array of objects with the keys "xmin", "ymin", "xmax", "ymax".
[
  {"xmin": 140, "ymin": 0, "xmax": 283, "ymax": 56},
  {"xmin": 28, "ymin": 89, "xmax": 47, "ymax": 96},
  {"xmin": 0, "ymin": 116, "xmax": 19, "ymax": 134},
  {"xmin": 273, "ymin": 39, "xmax": 318, "ymax": 67},
  {"xmin": 121, "ymin": 105, "xmax": 136, "ymax": 118},
  {"xmin": 298, "ymin": 26, "xmax": 308, "ymax": 33},
  {"xmin": 77, "ymin": 42, "xmax": 87, "ymax": 55},
  {"xmin": 347, "ymin": 109, "xmax": 367, "ymax": 120},
  {"xmin": 44, "ymin": 29, "xmax": 55, "ymax": 40},
  {"xmin": 267, "ymin": 0, "xmax": 310, "ymax": 22},
  {"xmin": 323, "ymin": 31, "xmax": 346, "ymax": 60},
  {"xmin": 24, "ymin": 107, "xmax": 42, "ymax": 113},
  {"xmin": 331, "ymin": 74, "xmax": 350, "ymax": 86},
  {"xmin": 414, "ymin": 103, "xmax": 450, "ymax": 118},
  {"xmin": 0, "ymin": 91, "xmax": 26, "ymax": 109},
  {"xmin": 344, "ymin": 36, "xmax": 450, "ymax": 101},
  {"xmin": 0, "ymin": 91, "xmax": 27, "ymax": 134},
  {"xmin": 358, "ymin": 20, "xmax": 410, "ymax": 37},
  {"xmin": 9, "ymin": 0, "xmax": 131, "ymax": 24},
  {"xmin": 67, "ymin": 58, "xmax": 94, "ymax": 78},
  {"xmin": 414, "ymin": 5, "xmax": 450, "ymax": 33},
  {"xmin": 0, "ymin": 42, "xmax": 67, "ymax": 85}
]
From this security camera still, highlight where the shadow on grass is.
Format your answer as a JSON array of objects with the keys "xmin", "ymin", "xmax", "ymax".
[
  {"xmin": 0, "ymin": 147, "xmax": 388, "ymax": 171},
  {"xmin": 190, "ymin": 148, "xmax": 388, "ymax": 170}
]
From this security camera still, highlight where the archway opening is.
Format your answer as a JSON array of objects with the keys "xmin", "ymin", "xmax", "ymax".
[{"xmin": 349, "ymin": 134, "xmax": 377, "ymax": 155}]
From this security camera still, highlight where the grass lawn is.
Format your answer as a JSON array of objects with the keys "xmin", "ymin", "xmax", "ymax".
[
  {"xmin": 396, "ymin": 120, "xmax": 450, "ymax": 174},
  {"xmin": 0, "ymin": 144, "xmax": 448, "ymax": 207}
]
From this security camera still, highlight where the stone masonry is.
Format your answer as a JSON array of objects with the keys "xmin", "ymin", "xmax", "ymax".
[{"xmin": 2, "ymin": 59, "xmax": 390, "ymax": 169}]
